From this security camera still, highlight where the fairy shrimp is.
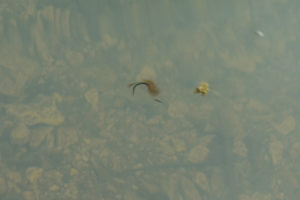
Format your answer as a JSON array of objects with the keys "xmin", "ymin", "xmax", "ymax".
[{"xmin": 128, "ymin": 80, "xmax": 162, "ymax": 102}]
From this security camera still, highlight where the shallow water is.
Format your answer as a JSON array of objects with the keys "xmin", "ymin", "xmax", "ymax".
[{"xmin": 0, "ymin": 0, "xmax": 299, "ymax": 199}]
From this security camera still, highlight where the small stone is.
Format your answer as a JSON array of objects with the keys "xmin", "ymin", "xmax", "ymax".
[
  {"xmin": 70, "ymin": 168, "xmax": 78, "ymax": 176},
  {"xmin": 194, "ymin": 172, "xmax": 209, "ymax": 192},
  {"xmin": 7, "ymin": 171, "xmax": 22, "ymax": 183},
  {"xmin": 85, "ymin": 88, "xmax": 99, "ymax": 111},
  {"xmin": 30, "ymin": 127, "xmax": 53, "ymax": 148},
  {"xmin": 181, "ymin": 176, "xmax": 202, "ymax": 200},
  {"xmin": 233, "ymin": 139, "xmax": 248, "ymax": 157},
  {"xmin": 274, "ymin": 116, "xmax": 295, "ymax": 135},
  {"xmin": 26, "ymin": 167, "xmax": 43, "ymax": 184},
  {"xmin": 10, "ymin": 123, "xmax": 30, "ymax": 145},
  {"xmin": 50, "ymin": 185, "xmax": 59, "ymax": 191},
  {"xmin": 187, "ymin": 144, "xmax": 209, "ymax": 163},
  {"xmin": 0, "ymin": 177, "xmax": 7, "ymax": 195},
  {"xmin": 269, "ymin": 136, "xmax": 283, "ymax": 166},
  {"xmin": 23, "ymin": 191, "xmax": 34, "ymax": 200},
  {"xmin": 5, "ymin": 94, "xmax": 64, "ymax": 126}
]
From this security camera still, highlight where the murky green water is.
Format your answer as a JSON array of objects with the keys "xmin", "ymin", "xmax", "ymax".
[{"xmin": 0, "ymin": 0, "xmax": 299, "ymax": 199}]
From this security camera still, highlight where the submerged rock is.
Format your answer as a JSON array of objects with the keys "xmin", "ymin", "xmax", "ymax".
[
  {"xmin": 10, "ymin": 123, "xmax": 30, "ymax": 145},
  {"xmin": 26, "ymin": 167, "xmax": 43, "ymax": 184},
  {"xmin": 6, "ymin": 94, "xmax": 64, "ymax": 126},
  {"xmin": 187, "ymin": 144, "xmax": 209, "ymax": 163},
  {"xmin": 0, "ymin": 177, "xmax": 7, "ymax": 195}
]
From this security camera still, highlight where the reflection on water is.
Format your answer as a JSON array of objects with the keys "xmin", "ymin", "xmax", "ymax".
[{"xmin": 0, "ymin": 0, "xmax": 300, "ymax": 199}]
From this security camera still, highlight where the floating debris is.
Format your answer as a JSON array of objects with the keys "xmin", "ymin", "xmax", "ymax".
[
  {"xmin": 255, "ymin": 30, "xmax": 264, "ymax": 37},
  {"xmin": 194, "ymin": 82, "xmax": 209, "ymax": 96},
  {"xmin": 128, "ymin": 80, "xmax": 162, "ymax": 102}
]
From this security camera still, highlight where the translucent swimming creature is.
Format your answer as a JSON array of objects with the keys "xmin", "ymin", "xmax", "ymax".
[
  {"xmin": 255, "ymin": 30, "xmax": 264, "ymax": 37},
  {"xmin": 194, "ymin": 82, "xmax": 209, "ymax": 96},
  {"xmin": 129, "ymin": 80, "xmax": 160, "ymax": 96},
  {"xmin": 128, "ymin": 80, "xmax": 162, "ymax": 102}
]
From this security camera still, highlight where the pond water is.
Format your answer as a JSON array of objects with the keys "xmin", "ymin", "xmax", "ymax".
[{"xmin": 0, "ymin": 0, "xmax": 299, "ymax": 199}]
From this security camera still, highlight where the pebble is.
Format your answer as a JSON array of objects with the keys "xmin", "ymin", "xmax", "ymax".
[{"xmin": 10, "ymin": 123, "xmax": 30, "ymax": 145}]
